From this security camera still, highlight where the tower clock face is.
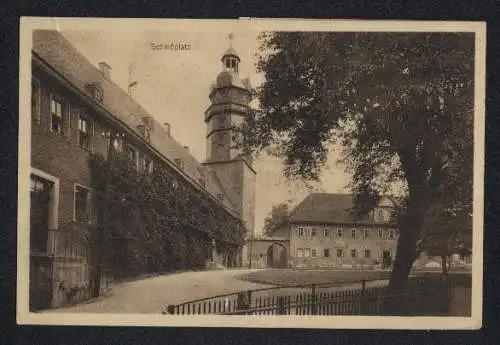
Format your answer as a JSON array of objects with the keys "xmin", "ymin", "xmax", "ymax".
[{"xmin": 220, "ymin": 88, "xmax": 229, "ymax": 97}]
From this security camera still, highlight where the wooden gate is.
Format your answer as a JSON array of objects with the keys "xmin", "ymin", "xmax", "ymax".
[{"xmin": 29, "ymin": 254, "xmax": 54, "ymax": 311}]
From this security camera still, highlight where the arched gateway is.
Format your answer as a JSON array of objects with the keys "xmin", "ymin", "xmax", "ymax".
[
  {"xmin": 246, "ymin": 237, "xmax": 290, "ymax": 269},
  {"xmin": 266, "ymin": 242, "xmax": 288, "ymax": 268}
]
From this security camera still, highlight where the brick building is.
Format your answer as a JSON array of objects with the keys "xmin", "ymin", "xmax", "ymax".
[
  {"xmin": 28, "ymin": 30, "xmax": 256, "ymax": 309},
  {"xmin": 288, "ymin": 193, "xmax": 399, "ymax": 269}
]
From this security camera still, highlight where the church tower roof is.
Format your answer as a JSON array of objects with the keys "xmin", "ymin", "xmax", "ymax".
[{"xmin": 221, "ymin": 47, "xmax": 241, "ymax": 62}]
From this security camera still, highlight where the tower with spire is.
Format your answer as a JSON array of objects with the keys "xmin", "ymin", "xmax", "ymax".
[{"xmin": 203, "ymin": 34, "xmax": 256, "ymax": 244}]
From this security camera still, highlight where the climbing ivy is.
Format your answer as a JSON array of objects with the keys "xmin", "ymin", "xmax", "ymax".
[{"xmin": 88, "ymin": 152, "xmax": 246, "ymax": 278}]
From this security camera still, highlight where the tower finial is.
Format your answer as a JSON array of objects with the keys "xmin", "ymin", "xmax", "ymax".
[{"xmin": 228, "ymin": 32, "xmax": 234, "ymax": 48}]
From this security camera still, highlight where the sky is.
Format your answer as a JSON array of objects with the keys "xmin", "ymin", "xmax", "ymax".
[{"xmin": 62, "ymin": 29, "xmax": 351, "ymax": 235}]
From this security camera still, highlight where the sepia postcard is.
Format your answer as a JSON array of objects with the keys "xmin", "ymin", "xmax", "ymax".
[{"xmin": 17, "ymin": 17, "xmax": 485, "ymax": 329}]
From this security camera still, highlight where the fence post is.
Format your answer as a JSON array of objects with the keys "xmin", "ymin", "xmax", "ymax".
[
  {"xmin": 311, "ymin": 284, "xmax": 317, "ymax": 315},
  {"xmin": 361, "ymin": 279, "xmax": 366, "ymax": 314},
  {"xmin": 237, "ymin": 292, "xmax": 250, "ymax": 313},
  {"xmin": 247, "ymin": 290, "xmax": 253, "ymax": 309},
  {"xmin": 277, "ymin": 296, "xmax": 286, "ymax": 315}
]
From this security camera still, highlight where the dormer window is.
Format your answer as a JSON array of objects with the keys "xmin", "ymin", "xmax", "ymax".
[
  {"xmin": 94, "ymin": 88, "xmax": 103, "ymax": 102},
  {"xmin": 137, "ymin": 124, "xmax": 151, "ymax": 143},
  {"xmin": 174, "ymin": 158, "xmax": 184, "ymax": 170},
  {"xmin": 85, "ymin": 82, "xmax": 104, "ymax": 102}
]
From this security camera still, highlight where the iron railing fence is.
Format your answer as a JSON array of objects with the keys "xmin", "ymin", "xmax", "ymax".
[{"xmin": 164, "ymin": 275, "xmax": 456, "ymax": 316}]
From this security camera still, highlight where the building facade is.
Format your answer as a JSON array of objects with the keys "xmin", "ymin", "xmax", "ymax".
[
  {"xmin": 289, "ymin": 193, "xmax": 399, "ymax": 269},
  {"xmin": 29, "ymin": 30, "xmax": 255, "ymax": 310}
]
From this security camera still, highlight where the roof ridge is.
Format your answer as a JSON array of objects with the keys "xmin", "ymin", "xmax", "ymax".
[{"xmin": 33, "ymin": 30, "xmax": 241, "ymax": 222}]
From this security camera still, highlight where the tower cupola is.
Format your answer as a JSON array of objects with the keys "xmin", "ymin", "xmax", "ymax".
[{"xmin": 221, "ymin": 33, "xmax": 240, "ymax": 74}]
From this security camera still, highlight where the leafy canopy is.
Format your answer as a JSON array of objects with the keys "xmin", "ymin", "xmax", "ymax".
[
  {"xmin": 262, "ymin": 202, "xmax": 290, "ymax": 236},
  {"xmin": 245, "ymin": 32, "xmax": 474, "ymax": 217}
]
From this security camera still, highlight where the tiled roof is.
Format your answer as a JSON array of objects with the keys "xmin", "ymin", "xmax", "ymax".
[
  {"xmin": 32, "ymin": 30, "xmax": 238, "ymax": 217},
  {"xmin": 289, "ymin": 193, "xmax": 394, "ymax": 225}
]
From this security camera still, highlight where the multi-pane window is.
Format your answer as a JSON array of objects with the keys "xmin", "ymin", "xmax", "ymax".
[
  {"xmin": 336, "ymin": 249, "xmax": 343, "ymax": 258},
  {"xmin": 323, "ymin": 228, "xmax": 329, "ymax": 237},
  {"xmin": 126, "ymin": 146, "xmax": 137, "ymax": 168},
  {"xmin": 311, "ymin": 249, "xmax": 317, "ymax": 258},
  {"xmin": 174, "ymin": 158, "xmax": 184, "ymax": 170},
  {"xmin": 138, "ymin": 154, "xmax": 152, "ymax": 173},
  {"xmin": 364, "ymin": 229, "xmax": 370, "ymax": 238},
  {"xmin": 351, "ymin": 249, "xmax": 357, "ymax": 258},
  {"xmin": 74, "ymin": 186, "xmax": 90, "ymax": 223},
  {"xmin": 351, "ymin": 229, "xmax": 356, "ymax": 239},
  {"xmin": 378, "ymin": 229, "xmax": 383, "ymax": 238},
  {"xmin": 311, "ymin": 228, "xmax": 316, "ymax": 237},
  {"xmin": 389, "ymin": 230, "xmax": 395, "ymax": 239},
  {"xmin": 324, "ymin": 249, "xmax": 330, "ymax": 257},
  {"xmin": 365, "ymin": 249, "xmax": 371, "ymax": 258},
  {"xmin": 337, "ymin": 228, "xmax": 343, "ymax": 237},
  {"xmin": 297, "ymin": 248, "xmax": 303, "ymax": 258},
  {"xmin": 31, "ymin": 79, "xmax": 41, "ymax": 122},
  {"xmin": 304, "ymin": 248, "xmax": 311, "ymax": 258},
  {"xmin": 51, "ymin": 96, "xmax": 63, "ymax": 133},
  {"xmin": 297, "ymin": 227, "xmax": 304, "ymax": 237},
  {"xmin": 78, "ymin": 116, "xmax": 92, "ymax": 150}
]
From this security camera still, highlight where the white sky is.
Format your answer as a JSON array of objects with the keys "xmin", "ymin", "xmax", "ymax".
[{"xmin": 62, "ymin": 30, "xmax": 351, "ymax": 235}]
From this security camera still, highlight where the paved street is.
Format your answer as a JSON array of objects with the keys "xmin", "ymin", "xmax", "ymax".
[{"xmin": 45, "ymin": 269, "xmax": 274, "ymax": 314}]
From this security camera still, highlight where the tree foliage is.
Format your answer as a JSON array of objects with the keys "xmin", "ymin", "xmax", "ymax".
[
  {"xmin": 418, "ymin": 205, "xmax": 472, "ymax": 273},
  {"xmin": 245, "ymin": 32, "xmax": 474, "ymax": 292},
  {"xmin": 263, "ymin": 202, "xmax": 290, "ymax": 236},
  {"xmin": 87, "ymin": 151, "xmax": 246, "ymax": 277}
]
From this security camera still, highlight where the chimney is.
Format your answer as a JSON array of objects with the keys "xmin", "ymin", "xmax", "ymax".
[
  {"xmin": 98, "ymin": 62, "xmax": 112, "ymax": 80},
  {"xmin": 163, "ymin": 122, "xmax": 171, "ymax": 137}
]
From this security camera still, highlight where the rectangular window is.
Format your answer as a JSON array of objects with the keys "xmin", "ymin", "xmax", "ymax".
[
  {"xmin": 364, "ymin": 229, "xmax": 370, "ymax": 238},
  {"xmin": 389, "ymin": 230, "xmax": 395, "ymax": 239},
  {"xmin": 351, "ymin": 249, "xmax": 357, "ymax": 258},
  {"xmin": 174, "ymin": 158, "xmax": 184, "ymax": 170},
  {"xmin": 336, "ymin": 249, "xmax": 343, "ymax": 258},
  {"xmin": 297, "ymin": 227, "xmax": 304, "ymax": 237},
  {"xmin": 74, "ymin": 186, "xmax": 90, "ymax": 223},
  {"xmin": 351, "ymin": 229, "xmax": 356, "ymax": 239},
  {"xmin": 311, "ymin": 249, "xmax": 317, "ymax": 258},
  {"xmin": 51, "ymin": 96, "xmax": 63, "ymax": 134},
  {"xmin": 138, "ymin": 153, "xmax": 152, "ymax": 173},
  {"xmin": 126, "ymin": 146, "xmax": 137, "ymax": 168},
  {"xmin": 378, "ymin": 229, "xmax": 383, "ymax": 238},
  {"xmin": 324, "ymin": 249, "xmax": 330, "ymax": 257},
  {"xmin": 297, "ymin": 248, "xmax": 303, "ymax": 258},
  {"xmin": 30, "ymin": 174, "xmax": 53, "ymax": 253},
  {"xmin": 323, "ymin": 228, "xmax": 329, "ymax": 237},
  {"xmin": 311, "ymin": 228, "xmax": 316, "ymax": 237},
  {"xmin": 365, "ymin": 249, "xmax": 371, "ymax": 258},
  {"xmin": 78, "ymin": 116, "xmax": 92, "ymax": 150},
  {"xmin": 31, "ymin": 78, "xmax": 41, "ymax": 122},
  {"xmin": 304, "ymin": 248, "xmax": 311, "ymax": 258},
  {"xmin": 337, "ymin": 228, "xmax": 343, "ymax": 237}
]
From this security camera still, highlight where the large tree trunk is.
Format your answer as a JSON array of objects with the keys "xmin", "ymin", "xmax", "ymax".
[
  {"xmin": 383, "ymin": 207, "xmax": 422, "ymax": 314},
  {"xmin": 387, "ymin": 225, "xmax": 419, "ymax": 292}
]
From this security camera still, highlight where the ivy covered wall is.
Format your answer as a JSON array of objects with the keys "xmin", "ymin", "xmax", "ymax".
[{"xmin": 88, "ymin": 151, "xmax": 247, "ymax": 278}]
